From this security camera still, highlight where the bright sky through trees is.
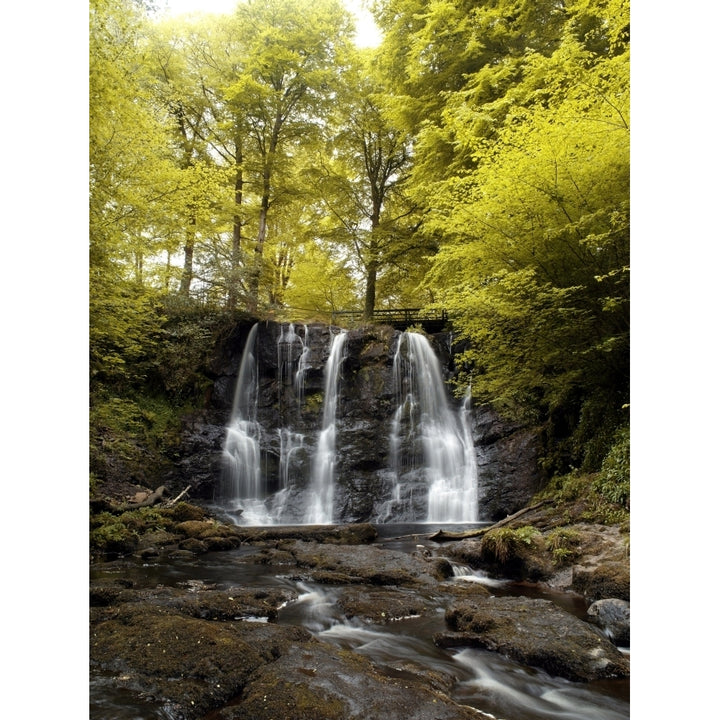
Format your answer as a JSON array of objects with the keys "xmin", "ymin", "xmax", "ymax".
[{"xmin": 157, "ymin": 0, "xmax": 382, "ymax": 47}]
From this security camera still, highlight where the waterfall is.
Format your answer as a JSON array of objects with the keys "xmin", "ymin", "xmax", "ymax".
[
  {"xmin": 270, "ymin": 428, "xmax": 305, "ymax": 521},
  {"xmin": 220, "ymin": 322, "xmax": 481, "ymax": 526},
  {"xmin": 278, "ymin": 323, "xmax": 303, "ymax": 396},
  {"xmin": 294, "ymin": 324, "xmax": 311, "ymax": 403},
  {"xmin": 304, "ymin": 330, "xmax": 347, "ymax": 524},
  {"xmin": 384, "ymin": 331, "xmax": 478, "ymax": 523},
  {"xmin": 221, "ymin": 324, "xmax": 269, "ymax": 521}
]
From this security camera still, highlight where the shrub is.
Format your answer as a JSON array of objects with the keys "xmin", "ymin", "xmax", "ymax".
[
  {"xmin": 593, "ymin": 425, "xmax": 630, "ymax": 509},
  {"xmin": 90, "ymin": 519, "xmax": 138, "ymax": 555}
]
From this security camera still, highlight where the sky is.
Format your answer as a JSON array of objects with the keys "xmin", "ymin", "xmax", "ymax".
[{"xmin": 157, "ymin": 0, "xmax": 382, "ymax": 48}]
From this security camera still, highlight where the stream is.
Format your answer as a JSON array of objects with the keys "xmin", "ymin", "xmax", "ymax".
[{"xmin": 90, "ymin": 524, "xmax": 629, "ymax": 720}]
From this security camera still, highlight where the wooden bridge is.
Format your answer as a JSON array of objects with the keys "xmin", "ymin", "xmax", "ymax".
[{"xmin": 330, "ymin": 308, "xmax": 450, "ymax": 333}]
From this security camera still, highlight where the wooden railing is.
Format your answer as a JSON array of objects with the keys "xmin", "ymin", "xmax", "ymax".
[{"xmin": 330, "ymin": 308, "xmax": 449, "ymax": 331}]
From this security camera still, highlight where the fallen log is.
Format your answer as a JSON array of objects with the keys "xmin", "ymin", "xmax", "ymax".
[
  {"xmin": 428, "ymin": 499, "xmax": 554, "ymax": 542},
  {"xmin": 105, "ymin": 486, "xmax": 168, "ymax": 513}
]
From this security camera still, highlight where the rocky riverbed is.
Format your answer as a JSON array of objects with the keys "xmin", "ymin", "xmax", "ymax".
[{"xmin": 90, "ymin": 496, "xmax": 630, "ymax": 720}]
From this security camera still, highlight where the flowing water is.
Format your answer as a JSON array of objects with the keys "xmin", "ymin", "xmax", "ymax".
[
  {"xmin": 220, "ymin": 323, "xmax": 266, "ymax": 520},
  {"xmin": 381, "ymin": 332, "xmax": 479, "ymax": 523},
  {"xmin": 304, "ymin": 330, "xmax": 347, "ymax": 524},
  {"xmin": 90, "ymin": 526, "xmax": 629, "ymax": 720},
  {"xmin": 220, "ymin": 325, "xmax": 485, "ymax": 526}
]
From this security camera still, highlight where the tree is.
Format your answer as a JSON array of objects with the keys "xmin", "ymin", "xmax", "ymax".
[
  {"xmin": 90, "ymin": 0, "xmax": 175, "ymax": 386},
  {"xmin": 308, "ymin": 49, "xmax": 430, "ymax": 318},
  {"xmin": 217, "ymin": 0, "xmax": 355, "ymax": 312},
  {"xmin": 382, "ymin": 0, "xmax": 629, "ymax": 469}
]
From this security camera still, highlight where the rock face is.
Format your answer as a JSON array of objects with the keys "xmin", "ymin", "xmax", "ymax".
[{"xmin": 171, "ymin": 320, "xmax": 543, "ymax": 523}]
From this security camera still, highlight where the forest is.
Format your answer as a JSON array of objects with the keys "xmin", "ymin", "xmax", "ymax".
[{"xmin": 90, "ymin": 0, "xmax": 629, "ymax": 486}]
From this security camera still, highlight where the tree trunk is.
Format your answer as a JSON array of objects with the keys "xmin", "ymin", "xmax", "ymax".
[
  {"xmin": 363, "ymin": 260, "xmax": 377, "ymax": 320},
  {"xmin": 227, "ymin": 141, "xmax": 244, "ymax": 310},
  {"xmin": 179, "ymin": 218, "xmax": 195, "ymax": 296}
]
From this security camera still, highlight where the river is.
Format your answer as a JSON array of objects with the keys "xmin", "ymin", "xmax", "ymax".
[{"xmin": 90, "ymin": 523, "xmax": 629, "ymax": 719}]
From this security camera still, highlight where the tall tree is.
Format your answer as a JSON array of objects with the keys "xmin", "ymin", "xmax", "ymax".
[
  {"xmin": 310, "ymin": 49, "xmax": 428, "ymax": 318},
  {"xmin": 219, "ymin": 0, "xmax": 355, "ymax": 312},
  {"xmin": 90, "ymin": 0, "xmax": 175, "ymax": 385}
]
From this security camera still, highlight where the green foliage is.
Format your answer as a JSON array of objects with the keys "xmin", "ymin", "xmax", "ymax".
[
  {"xmin": 90, "ymin": 506, "xmax": 174, "ymax": 555},
  {"xmin": 593, "ymin": 424, "xmax": 630, "ymax": 508},
  {"xmin": 89, "ymin": 390, "xmax": 184, "ymax": 483},
  {"xmin": 546, "ymin": 528, "xmax": 582, "ymax": 565},
  {"xmin": 89, "ymin": 513, "xmax": 138, "ymax": 555},
  {"xmin": 402, "ymin": 0, "xmax": 630, "ymax": 469},
  {"xmin": 118, "ymin": 507, "xmax": 172, "ymax": 533},
  {"xmin": 535, "ymin": 467, "xmax": 629, "ymax": 527},
  {"xmin": 479, "ymin": 525, "xmax": 542, "ymax": 564}
]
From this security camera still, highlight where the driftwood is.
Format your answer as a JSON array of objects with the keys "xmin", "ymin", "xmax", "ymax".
[
  {"xmin": 164, "ymin": 485, "xmax": 191, "ymax": 508},
  {"xmin": 106, "ymin": 486, "xmax": 168, "ymax": 513},
  {"xmin": 427, "ymin": 499, "xmax": 554, "ymax": 542}
]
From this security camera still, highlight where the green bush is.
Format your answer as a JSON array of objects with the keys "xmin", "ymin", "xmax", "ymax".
[{"xmin": 593, "ymin": 425, "xmax": 630, "ymax": 508}]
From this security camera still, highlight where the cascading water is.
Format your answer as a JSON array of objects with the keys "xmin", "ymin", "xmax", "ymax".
[
  {"xmin": 221, "ymin": 323, "xmax": 481, "ymax": 526},
  {"xmin": 221, "ymin": 323, "xmax": 269, "ymax": 522},
  {"xmin": 304, "ymin": 330, "xmax": 347, "ymax": 524},
  {"xmin": 277, "ymin": 323, "xmax": 303, "ymax": 402},
  {"xmin": 294, "ymin": 324, "xmax": 311, "ymax": 403},
  {"xmin": 271, "ymin": 428, "xmax": 305, "ymax": 521},
  {"xmin": 382, "ymin": 331, "xmax": 479, "ymax": 523}
]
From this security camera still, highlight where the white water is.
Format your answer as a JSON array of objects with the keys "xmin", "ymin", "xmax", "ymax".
[
  {"xmin": 294, "ymin": 324, "xmax": 311, "ymax": 403},
  {"xmin": 277, "ymin": 322, "xmax": 303, "ymax": 403},
  {"xmin": 383, "ymin": 332, "xmax": 479, "ymax": 523},
  {"xmin": 304, "ymin": 331, "xmax": 347, "ymax": 524},
  {"xmin": 221, "ymin": 323, "xmax": 264, "ymax": 515}
]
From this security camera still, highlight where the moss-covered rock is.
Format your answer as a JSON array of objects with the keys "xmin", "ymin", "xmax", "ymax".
[
  {"xmin": 437, "ymin": 596, "xmax": 629, "ymax": 682},
  {"xmin": 90, "ymin": 602, "xmax": 311, "ymax": 719},
  {"xmin": 218, "ymin": 640, "xmax": 481, "ymax": 720}
]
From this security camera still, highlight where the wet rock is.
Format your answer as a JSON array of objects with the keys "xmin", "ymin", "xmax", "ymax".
[
  {"xmin": 436, "ymin": 596, "xmax": 630, "ymax": 682},
  {"xmin": 587, "ymin": 598, "xmax": 630, "ymax": 646},
  {"xmin": 233, "ymin": 522, "xmax": 378, "ymax": 545},
  {"xmin": 573, "ymin": 560, "xmax": 630, "ymax": 602},
  {"xmin": 90, "ymin": 581, "xmax": 298, "ymax": 623},
  {"xmin": 217, "ymin": 639, "xmax": 481, "ymax": 720},
  {"xmin": 175, "ymin": 519, "xmax": 231, "ymax": 538},
  {"xmin": 259, "ymin": 540, "xmax": 442, "ymax": 587},
  {"xmin": 90, "ymin": 601, "xmax": 311, "ymax": 719},
  {"xmin": 439, "ymin": 580, "xmax": 493, "ymax": 599},
  {"xmin": 168, "ymin": 501, "xmax": 211, "ymax": 522},
  {"xmin": 337, "ymin": 588, "xmax": 434, "ymax": 624},
  {"xmin": 178, "ymin": 537, "xmax": 209, "ymax": 553}
]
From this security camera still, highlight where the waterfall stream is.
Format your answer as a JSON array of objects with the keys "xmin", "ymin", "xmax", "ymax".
[
  {"xmin": 381, "ymin": 331, "xmax": 479, "ymax": 523},
  {"xmin": 220, "ymin": 324, "xmax": 482, "ymax": 526},
  {"xmin": 304, "ymin": 330, "xmax": 347, "ymax": 524},
  {"xmin": 220, "ymin": 323, "xmax": 266, "ymax": 521}
]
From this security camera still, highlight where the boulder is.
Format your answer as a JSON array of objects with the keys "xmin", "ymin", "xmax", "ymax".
[
  {"xmin": 217, "ymin": 639, "xmax": 482, "ymax": 720},
  {"xmin": 573, "ymin": 560, "xmax": 630, "ymax": 602},
  {"xmin": 90, "ymin": 601, "xmax": 312, "ymax": 719},
  {"xmin": 587, "ymin": 598, "xmax": 630, "ymax": 646},
  {"xmin": 253, "ymin": 540, "xmax": 444, "ymax": 587},
  {"xmin": 435, "ymin": 596, "xmax": 630, "ymax": 682}
]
